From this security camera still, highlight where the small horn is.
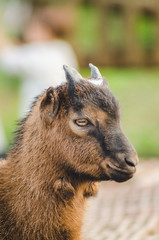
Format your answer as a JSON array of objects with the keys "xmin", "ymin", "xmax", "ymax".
[
  {"xmin": 89, "ymin": 63, "xmax": 102, "ymax": 79},
  {"xmin": 63, "ymin": 65, "xmax": 83, "ymax": 83},
  {"xmin": 88, "ymin": 63, "xmax": 108, "ymax": 89}
]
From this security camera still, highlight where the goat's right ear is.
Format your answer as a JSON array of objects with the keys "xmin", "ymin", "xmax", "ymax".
[{"xmin": 40, "ymin": 87, "xmax": 59, "ymax": 126}]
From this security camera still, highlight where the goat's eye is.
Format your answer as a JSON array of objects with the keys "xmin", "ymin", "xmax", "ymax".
[{"xmin": 75, "ymin": 119, "xmax": 89, "ymax": 127}]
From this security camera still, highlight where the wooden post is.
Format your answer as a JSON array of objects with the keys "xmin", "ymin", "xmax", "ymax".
[
  {"xmin": 154, "ymin": 2, "xmax": 159, "ymax": 64},
  {"xmin": 96, "ymin": 2, "xmax": 111, "ymax": 65},
  {"xmin": 123, "ymin": 0, "xmax": 143, "ymax": 65}
]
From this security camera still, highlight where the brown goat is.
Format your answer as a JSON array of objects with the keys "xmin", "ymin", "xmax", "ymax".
[{"xmin": 0, "ymin": 64, "xmax": 138, "ymax": 240}]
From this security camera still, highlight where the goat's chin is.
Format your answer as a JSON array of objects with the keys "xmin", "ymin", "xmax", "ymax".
[
  {"xmin": 108, "ymin": 167, "xmax": 134, "ymax": 182},
  {"xmin": 99, "ymin": 162, "xmax": 134, "ymax": 183}
]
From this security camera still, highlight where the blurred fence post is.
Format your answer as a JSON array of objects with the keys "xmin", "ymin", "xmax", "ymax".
[
  {"xmin": 97, "ymin": 2, "xmax": 110, "ymax": 66},
  {"xmin": 123, "ymin": 1, "xmax": 142, "ymax": 65}
]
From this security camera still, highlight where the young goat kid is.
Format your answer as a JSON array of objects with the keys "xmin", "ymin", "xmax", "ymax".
[{"xmin": 0, "ymin": 64, "xmax": 138, "ymax": 240}]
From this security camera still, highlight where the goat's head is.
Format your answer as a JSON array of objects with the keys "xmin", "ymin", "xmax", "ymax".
[{"xmin": 39, "ymin": 64, "xmax": 138, "ymax": 183}]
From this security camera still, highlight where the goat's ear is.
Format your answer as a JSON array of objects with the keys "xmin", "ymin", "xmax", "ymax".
[{"xmin": 40, "ymin": 87, "xmax": 59, "ymax": 125}]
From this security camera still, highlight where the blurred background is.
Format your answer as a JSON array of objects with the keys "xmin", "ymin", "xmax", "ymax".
[{"xmin": 0, "ymin": 0, "xmax": 159, "ymax": 159}]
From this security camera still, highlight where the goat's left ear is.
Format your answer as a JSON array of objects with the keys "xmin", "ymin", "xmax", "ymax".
[{"xmin": 40, "ymin": 87, "xmax": 59, "ymax": 125}]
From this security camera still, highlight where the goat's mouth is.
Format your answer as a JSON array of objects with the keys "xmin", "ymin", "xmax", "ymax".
[{"xmin": 106, "ymin": 163, "xmax": 136, "ymax": 183}]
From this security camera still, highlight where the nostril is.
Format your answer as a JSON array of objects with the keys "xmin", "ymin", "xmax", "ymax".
[{"xmin": 125, "ymin": 157, "xmax": 135, "ymax": 167}]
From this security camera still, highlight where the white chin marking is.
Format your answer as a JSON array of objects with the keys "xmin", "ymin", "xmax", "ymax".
[{"xmin": 88, "ymin": 78, "xmax": 103, "ymax": 86}]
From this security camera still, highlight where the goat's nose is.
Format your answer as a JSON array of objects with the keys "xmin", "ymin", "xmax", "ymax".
[{"xmin": 125, "ymin": 156, "xmax": 137, "ymax": 168}]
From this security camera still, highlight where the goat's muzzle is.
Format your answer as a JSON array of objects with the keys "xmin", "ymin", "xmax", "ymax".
[{"xmin": 105, "ymin": 151, "xmax": 138, "ymax": 182}]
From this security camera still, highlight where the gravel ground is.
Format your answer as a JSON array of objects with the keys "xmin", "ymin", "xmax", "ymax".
[{"xmin": 82, "ymin": 159, "xmax": 159, "ymax": 240}]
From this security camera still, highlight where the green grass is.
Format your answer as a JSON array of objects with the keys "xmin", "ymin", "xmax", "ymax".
[
  {"xmin": 0, "ymin": 68, "xmax": 159, "ymax": 158},
  {"xmin": 0, "ymin": 71, "xmax": 20, "ymax": 144}
]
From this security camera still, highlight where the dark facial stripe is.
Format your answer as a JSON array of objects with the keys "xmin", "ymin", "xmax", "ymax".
[
  {"xmin": 88, "ymin": 123, "xmax": 117, "ymax": 161},
  {"xmin": 88, "ymin": 128, "xmax": 110, "ymax": 158}
]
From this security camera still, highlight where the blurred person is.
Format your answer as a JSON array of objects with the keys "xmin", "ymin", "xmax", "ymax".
[
  {"xmin": 0, "ymin": 6, "xmax": 78, "ymax": 117},
  {"xmin": 3, "ymin": 0, "xmax": 32, "ymax": 38},
  {"xmin": 0, "ymin": 6, "xmax": 78, "ymax": 155}
]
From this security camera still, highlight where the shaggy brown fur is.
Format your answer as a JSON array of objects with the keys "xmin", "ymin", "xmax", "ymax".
[{"xmin": 0, "ymin": 65, "xmax": 138, "ymax": 240}]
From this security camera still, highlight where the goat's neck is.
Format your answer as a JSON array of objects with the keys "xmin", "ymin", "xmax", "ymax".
[{"xmin": 4, "ymin": 122, "xmax": 86, "ymax": 240}]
